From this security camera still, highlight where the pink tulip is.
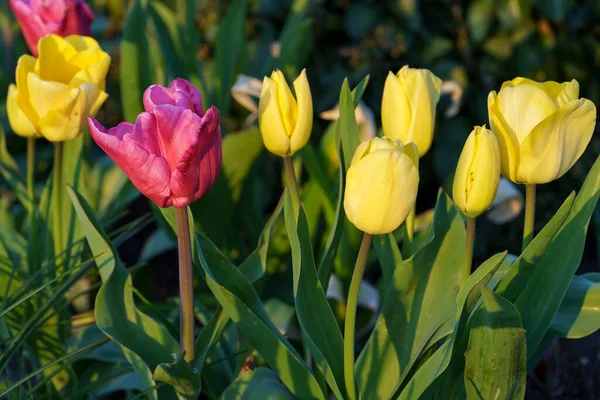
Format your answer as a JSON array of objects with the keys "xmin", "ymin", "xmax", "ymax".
[
  {"xmin": 88, "ymin": 79, "xmax": 222, "ymax": 208},
  {"xmin": 10, "ymin": 0, "xmax": 94, "ymax": 56}
]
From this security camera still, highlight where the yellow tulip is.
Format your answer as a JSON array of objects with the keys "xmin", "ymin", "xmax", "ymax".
[
  {"xmin": 344, "ymin": 137, "xmax": 419, "ymax": 235},
  {"xmin": 258, "ymin": 69, "xmax": 313, "ymax": 157},
  {"xmin": 381, "ymin": 65, "xmax": 443, "ymax": 157},
  {"xmin": 488, "ymin": 77, "xmax": 596, "ymax": 184},
  {"xmin": 6, "ymin": 34, "xmax": 110, "ymax": 142},
  {"xmin": 453, "ymin": 126, "xmax": 501, "ymax": 217}
]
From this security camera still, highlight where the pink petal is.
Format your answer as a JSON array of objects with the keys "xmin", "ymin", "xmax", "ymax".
[
  {"xmin": 88, "ymin": 118, "xmax": 173, "ymax": 207},
  {"xmin": 31, "ymin": 0, "xmax": 66, "ymax": 23},
  {"xmin": 170, "ymin": 106, "xmax": 222, "ymax": 207},
  {"xmin": 142, "ymin": 84, "xmax": 194, "ymax": 112},
  {"xmin": 169, "ymin": 79, "xmax": 204, "ymax": 116},
  {"xmin": 59, "ymin": 0, "xmax": 93, "ymax": 36},
  {"xmin": 10, "ymin": 0, "xmax": 48, "ymax": 55}
]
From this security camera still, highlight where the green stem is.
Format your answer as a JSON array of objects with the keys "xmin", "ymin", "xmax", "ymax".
[
  {"xmin": 344, "ymin": 233, "xmax": 373, "ymax": 400},
  {"xmin": 283, "ymin": 156, "xmax": 300, "ymax": 216},
  {"xmin": 176, "ymin": 206, "xmax": 195, "ymax": 365},
  {"xmin": 522, "ymin": 184, "xmax": 536, "ymax": 251},
  {"xmin": 463, "ymin": 217, "xmax": 476, "ymax": 284},
  {"xmin": 404, "ymin": 205, "xmax": 415, "ymax": 253},
  {"xmin": 52, "ymin": 142, "xmax": 63, "ymax": 272}
]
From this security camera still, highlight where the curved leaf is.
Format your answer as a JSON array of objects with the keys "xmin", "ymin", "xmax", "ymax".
[
  {"xmin": 220, "ymin": 367, "xmax": 295, "ymax": 400},
  {"xmin": 551, "ymin": 272, "xmax": 600, "ymax": 338}
]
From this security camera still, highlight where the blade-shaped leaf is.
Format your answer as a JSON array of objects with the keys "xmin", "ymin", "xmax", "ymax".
[
  {"xmin": 220, "ymin": 367, "xmax": 295, "ymax": 400},
  {"xmin": 550, "ymin": 272, "xmax": 600, "ymax": 338}
]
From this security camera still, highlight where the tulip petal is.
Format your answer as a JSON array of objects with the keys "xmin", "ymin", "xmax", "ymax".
[
  {"xmin": 289, "ymin": 69, "xmax": 313, "ymax": 155},
  {"xmin": 401, "ymin": 67, "xmax": 442, "ymax": 156},
  {"xmin": 6, "ymin": 85, "xmax": 38, "ymax": 137},
  {"xmin": 258, "ymin": 76, "xmax": 290, "ymax": 156},
  {"xmin": 69, "ymin": 49, "xmax": 111, "ymax": 89},
  {"xmin": 60, "ymin": 3, "xmax": 94, "ymax": 37},
  {"xmin": 381, "ymin": 71, "xmax": 411, "ymax": 145},
  {"xmin": 88, "ymin": 118, "xmax": 172, "ymax": 207},
  {"xmin": 36, "ymin": 34, "xmax": 79, "ymax": 84},
  {"xmin": 169, "ymin": 78, "xmax": 204, "ymax": 116},
  {"xmin": 27, "ymin": 72, "xmax": 78, "ymax": 119},
  {"xmin": 556, "ymin": 79, "xmax": 579, "ymax": 107},
  {"xmin": 9, "ymin": 0, "xmax": 47, "ymax": 55},
  {"xmin": 488, "ymin": 91, "xmax": 520, "ymax": 181},
  {"xmin": 344, "ymin": 149, "xmax": 418, "ymax": 234},
  {"xmin": 143, "ymin": 84, "xmax": 195, "ymax": 113},
  {"xmin": 519, "ymin": 99, "xmax": 596, "ymax": 183},
  {"xmin": 270, "ymin": 70, "xmax": 298, "ymax": 136},
  {"xmin": 39, "ymin": 84, "xmax": 96, "ymax": 141},
  {"xmin": 495, "ymin": 81, "xmax": 556, "ymax": 143},
  {"xmin": 64, "ymin": 35, "xmax": 100, "ymax": 52}
]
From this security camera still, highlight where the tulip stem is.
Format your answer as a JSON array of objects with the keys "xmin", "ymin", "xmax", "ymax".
[
  {"xmin": 463, "ymin": 217, "xmax": 476, "ymax": 284},
  {"xmin": 344, "ymin": 233, "xmax": 373, "ymax": 400},
  {"xmin": 175, "ymin": 206, "xmax": 195, "ymax": 365},
  {"xmin": 283, "ymin": 156, "xmax": 300, "ymax": 216},
  {"xmin": 405, "ymin": 206, "xmax": 416, "ymax": 253},
  {"xmin": 523, "ymin": 184, "xmax": 536, "ymax": 251},
  {"xmin": 52, "ymin": 142, "xmax": 64, "ymax": 272}
]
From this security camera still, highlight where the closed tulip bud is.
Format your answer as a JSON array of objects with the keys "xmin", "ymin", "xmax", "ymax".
[
  {"xmin": 488, "ymin": 77, "xmax": 597, "ymax": 184},
  {"xmin": 344, "ymin": 137, "xmax": 419, "ymax": 235},
  {"xmin": 10, "ymin": 0, "xmax": 93, "ymax": 56},
  {"xmin": 6, "ymin": 34, "xmax": 110, "ymax": 141},
  {"xmin": 88, "ymin": 79, "xmax": 222, "ymax": 208},
  {"xmin": 258, "ymin": 69, "xmax": 313, "ymax": 157},
  {"xmin": 381, "ymin": 65, "xmax": 443, "ymax": 157},
  {"xmin": 453, "ymin": 126, "xmax": 501, "ymax": 218}
]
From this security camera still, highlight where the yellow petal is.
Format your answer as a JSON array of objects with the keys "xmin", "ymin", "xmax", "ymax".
[
  {"xmin": 403, "ymin": 142, "xmax": 419, "ymax": 168},
  {"xmin": 349, "ymin": 140, "xmax": 371, "ymax": 167},
  {"xmin": 488, "ymin": 91, "xmax": 520, "ymax": 181},
  {"xmin": 344, "ymin": 148, "xmax": 419, "ymax": 234},
  {"xmin": 89, "ymin": 90, "xmax": 109, "ymax": 117},
  {"xmin": 64, "ymin": 35, "xmax": 101, "ymax": 51},
  {"xmin": 381, "ymin": 71, "xmax": 411, "ymax": 145},
  {"xmin": 518, "ymin": 99, "xmax": 596, "ymax": 184},
  {"xmin": 14, "ymin": 55, "xmax": 39, "ymax": 126},
  {"xmin": 258, "ymin": 76, "xmax": 290, "ymax": 156},
  {"xmin": 399, "ymin": 67, "xmax": 442, "ymax": 156},
  {"xmin": 27, "ymin": 73, "xmax": 77, "ymax": 119},
  {"xmin": 69, "ymin": 52, "xmax": 111, "ymax": 90},
  {"xmin": 496, "ymin": 82, "xmax": 557, "ymax": 143},
  {"xmin": 555, "ymin": 79, "xmax": 579, "ymax": 107},
  {"xmin": 39, "ymin": 86, "xmax": 91, "ymax": 142},
  {"xmin": 270, "ymin": 70, "xmax": 298, "ymax": 136},
  {"xmin": 289, "ymin": 69, "xmax": 313, "ymax": 155},
  {"xmin": 36, "ymin": 34, "xmax": 79, "ymax": 84},
  {"xmin": 6, "ymin": 85, "xmax": 38, "ymax": 137}
]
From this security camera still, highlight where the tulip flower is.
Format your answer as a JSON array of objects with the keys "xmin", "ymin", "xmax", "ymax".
[
  {"xmin": 381, "ymin": 65, "xmax": 443, "ymax": 157},
  {"xmin": 258, "ymin": 69, "xmax": 313, "ymax": 157},
  {"xmin": 6, "ymin": 34, "xmax": 110, "ymax": 141},
  {"xmin": 344, "ymin": 136, "xmax": 419, "ymax": 235},
  {"xmin": 488, "ymin": 77, "xmax": 596, "ymax": 185},
  {"xmin": 10, "ymin": 0, "xmax": 93, "ymax": 56},
  {"xmin": 453, "ymin": 126, "xmax": 501, "ymax": 218},
  {"xmin": 88, "ymin": 78, "xmax": 222, "ymax": 209}
]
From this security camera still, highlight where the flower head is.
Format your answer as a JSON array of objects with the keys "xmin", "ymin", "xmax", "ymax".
[{"xmin": 88, "ymin": 79, "xmax": 222, "ymax": 208}]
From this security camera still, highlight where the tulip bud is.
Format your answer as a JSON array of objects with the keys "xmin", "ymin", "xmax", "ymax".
[
  {"xmin": 10, "ymin": 0, "xmax": 93, "ymax": 56},
  {"xmin": 453, "ymin": 126, "xmax": 501, "ymax": 217},
  {"xmin": 258, "ymin": 69, "xmax": 313, "ymax": 157},
  {"xmin": 344, "ymin": 137, "xmax": 419, "ymax": 235},
  {"xmin": 6, "ymin": 34, "xmax": 110, "ymax": 141},
  {"xmin": 89, "ymin": 79, "xmax": 222, "ymax": 208},
  {"xmin": 488, "ymin": 77, "xmax": 596, "ymax": 184},
  {"xmin": 381, "ymin": 65, "xmax": 443, "ymax": 157}
]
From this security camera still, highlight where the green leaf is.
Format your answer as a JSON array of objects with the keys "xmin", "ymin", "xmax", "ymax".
[
  {"xmin": 220, "ymin": 367, "xmax": 295, "ymax": 400},
  {"xmin": 338, "ymin": 79, "xmax": 361, "ymax": 172},
  {"xmin": 356, "ymin": 191, "xmax": 466, "ymax": 399},
  {"xmin": 153, "ymin": 352, "xmax": 201, "ymax": 400},
  {"xmin": 276, "ymin": 13, "xmax": 312, "ymax": 78},
  {"xmin": 397, "ymin": 252, "xmax": 507, "ymax": 400},
  {"xmin": 214, "ymin": 0, "xmax": 247, "ymax": 117},
  {"xmin": 194, "ymin": 307, "xmax": 230, "ymax": 372},
  {"xmin": 194, "ymin": 232, "xmax": 324, "ymax": 399},
  {"xmin": 284, "ymin": 193, "xmax": 346, "ymax": 400},
  {"xmin": 466, "ymin": 0, "xmax": 495, "ymax": 43},
  {"xmin": 148, "ymin": 1, "xmax": 186, "ymax": 82},
  {"xmin": 514, "ymin": 156, "xmax": 600, "ymax": 358},
  {"xmin": 67, "ymin": 186, "xmax": 180, "ymax": 399},
  {"xmin": 551, "ymin": 272, "xmax": 600, "ymax": 338},
  {"xmin": 372, "ymin": 233, "xmax": 402, "ymax": 291},
  {"xmin": 0, "ymin": 128, "xmax": 31, "ymax": 210},
  {"xmin": 121, "ymin": 0, "xmax": 153, "ymax": 122},
  {"xmin": 464, "ymin": 287, "xmax": 526, "ymax": 400}
]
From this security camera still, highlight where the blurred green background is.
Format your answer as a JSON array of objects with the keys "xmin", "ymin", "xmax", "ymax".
[{"xmin": 0, "ymin": 0, "xmax": 599, "ymax": 397}]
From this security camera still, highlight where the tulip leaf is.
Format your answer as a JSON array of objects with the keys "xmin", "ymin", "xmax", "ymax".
[
  {"xmin": 284, "ymin": 192, "xmax": 347, "ymax": 400},
  {"xmin": 464, "ymin": 287, "xmax": 526, "ymax": 400},
  {"xmin": 153, "ymin": 352, "xmax": 201, "ymax": 400},
  {"xmin": 513, "ymin": 156, "xmax": 600, "ymax": 359},
  {"xmin": 338, "ymin": 79, "xmax": 361, "ymax": 171},
  {"xmin": 121, "ymin": 0, "xmax": 153, "ymax": 122},
  {"xmin": 148, "ymin": 1, "xmax": 187, "ymax": 82},
  {"xmin": 550, "ymin": 272, "xmax": 600, "ymax": 338},
  {"xmin": 194, "ymin": 232, "xmax": 325, "ymax": 399},
  {"xmin": 356, "ymin": 191, "xmax": 466, "ymax": 400},
  {"xmin": 67, "ymin": 186, "xmax": 181, "ymax": 400},
  {"xmin": 0, "ymin": 128, "xmax": 31, "ymax": 210},
  {"xmin": 276, "ymin": 10, "xmax": 312, "ymax": 78},
  {"xmin": 396, "ymin": 251, "xmax": 507, "ymax": 400},
  {"xmin": 220, "ymin": 367, "xmax": 295, "ymax": 400},
  {"xmin": 373, "ymin": 233, "xmax": 402, "ymax": 291}
]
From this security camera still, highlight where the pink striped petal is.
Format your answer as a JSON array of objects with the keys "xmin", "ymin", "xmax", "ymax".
[
  {"xmin": 169, "ymin": 79, "xmax": 204, "ymax": 116},
  {"xmin": 143, "ymin": 84, "xmax": 194, "ymax": 112}
]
